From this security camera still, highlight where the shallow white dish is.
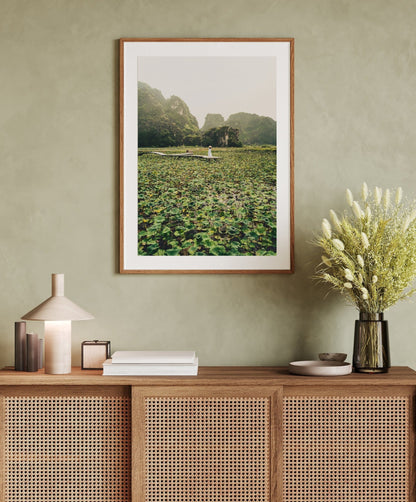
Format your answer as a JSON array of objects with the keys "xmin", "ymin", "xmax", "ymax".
[{"xmin": 289, "ymin": 360, "xmax": 352, "ymax": 376}]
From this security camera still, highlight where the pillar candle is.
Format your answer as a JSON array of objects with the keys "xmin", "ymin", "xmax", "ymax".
[
  {"xmin": 38, "ymin": 338, "xmax": 44, "ymax": 369},
  {"xmin": 14, "ymin": 321, "xmax": 27, "ymax": 371},
  {"xmin": 26, "ymin": 332, "xmax": 39, "ymax": 372}
]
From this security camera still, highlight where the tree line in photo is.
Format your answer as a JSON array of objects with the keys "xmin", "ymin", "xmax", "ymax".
[{"xmin": 137, "ymin": 81, "xmax": 276, "ymax": 148}]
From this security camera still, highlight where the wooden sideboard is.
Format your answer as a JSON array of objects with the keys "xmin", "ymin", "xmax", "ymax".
[{"xmin": 0, "ymin": 366, "xmax": 414, "ymax": 501}]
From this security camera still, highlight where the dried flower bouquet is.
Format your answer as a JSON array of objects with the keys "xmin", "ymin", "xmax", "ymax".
[{"xmin": 315, "ymin": 183, "xmax": 416, "ymax": 314}]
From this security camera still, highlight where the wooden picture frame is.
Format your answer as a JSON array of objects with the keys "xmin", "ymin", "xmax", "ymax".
[{"xmin": 120, "ymin": 38, "xmax": 294, "ymax": 274}]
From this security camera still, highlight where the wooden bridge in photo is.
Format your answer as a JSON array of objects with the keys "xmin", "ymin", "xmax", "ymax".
[{"xmin": 138, "ymin": 151, "xmax": 220, "ymax": 160}]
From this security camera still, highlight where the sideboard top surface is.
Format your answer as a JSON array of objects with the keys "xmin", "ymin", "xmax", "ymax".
[{"xmin": 0, "ymin": 366, "xmax": 415, "ymax": 386}]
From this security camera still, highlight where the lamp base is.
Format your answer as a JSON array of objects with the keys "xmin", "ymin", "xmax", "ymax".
[{"xmin": 44, "ymin": 321, "xmax": 71, "ymax": 374}]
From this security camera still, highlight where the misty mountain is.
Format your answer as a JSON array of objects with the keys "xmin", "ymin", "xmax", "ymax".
[
  {"xmin": 138, "ymin": 82, "xmax": 276, "ymax": 147},
  {"xmin": 202, "ymin": 112, "xmax": 276, "ymax": 145},
  {"xmin": 227, "ymin": 113, "xmax": 276, "ymax": 145},
  {"xmin": 201, "ymin": 113, "xmax": 225, "ymax": 131},
  {"xmin": 137, "ymin": 82, "xmax": 201, "ymax": 147}
]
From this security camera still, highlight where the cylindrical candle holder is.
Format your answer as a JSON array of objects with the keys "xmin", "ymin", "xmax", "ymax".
[
  {"xmin": 14, "ymin": 321, "xmax": 27, "ymax": 371},
  {"xmin": 26, "ymin": 332, "xmax": 39, "ymax": 372}
]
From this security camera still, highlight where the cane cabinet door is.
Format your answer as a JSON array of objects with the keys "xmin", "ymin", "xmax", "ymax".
[
  {"xmin": 0, "ymin": 386, "xmax": 131, "ymax": 502},
  {"xmin": 132, "ymin": 386, "xmax": 279, "ymax": 502},
  {"xmin": 282, "ymin": 386, "xmax": 414, "ymax": 502}
]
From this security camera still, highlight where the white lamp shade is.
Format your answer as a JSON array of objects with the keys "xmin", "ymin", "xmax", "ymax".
[{"xmin": 22, "ymin": 274, "xmax": 94, "ymax": 321}]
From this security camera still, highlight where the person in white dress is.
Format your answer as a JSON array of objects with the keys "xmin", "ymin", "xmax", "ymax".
[{"xmin": 208, "ymin": 146, "xmax": 213, "ymax": 158}]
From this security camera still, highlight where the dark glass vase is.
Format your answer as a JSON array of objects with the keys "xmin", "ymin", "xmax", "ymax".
[{"xmin": 353, "ymin": 312, "xmax": 390, "ymax": 373}]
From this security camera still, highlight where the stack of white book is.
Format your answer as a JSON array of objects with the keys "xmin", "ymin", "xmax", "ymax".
[{"xmin": 102, "ymin": 350, "xmax": 198, "ymax": 376}]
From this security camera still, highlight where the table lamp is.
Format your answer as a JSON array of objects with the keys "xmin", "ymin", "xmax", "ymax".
[{"xmin": 22, "ymin": 273, "xmax": 94, "ymax": 374}]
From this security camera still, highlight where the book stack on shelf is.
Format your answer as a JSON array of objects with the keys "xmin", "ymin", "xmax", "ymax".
[{"xmin": 103, "ymin": 350, "xmax": 198, "ymax": 376}]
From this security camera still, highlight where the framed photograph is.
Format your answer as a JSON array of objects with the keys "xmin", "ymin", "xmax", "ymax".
[{"xmin": 120, "ymin": 38, "xmax": 294, "ymax": 273}]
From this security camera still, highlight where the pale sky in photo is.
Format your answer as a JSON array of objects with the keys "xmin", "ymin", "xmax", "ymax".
[{"xmin": 137, "ymin": 57, "xmax": 276, "ymax": 128}]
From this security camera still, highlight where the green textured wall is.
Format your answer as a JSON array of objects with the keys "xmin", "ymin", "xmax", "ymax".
[{"xmin": 1, "ymin": 0, "xmax": 416, "ymax": 368}]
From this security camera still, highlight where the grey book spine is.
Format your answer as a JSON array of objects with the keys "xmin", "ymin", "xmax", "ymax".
[
  {"xmin": 14, "ymin": 321, "xmax": 27, "ymax": 371},
  {"xmin": 26, "ymin": 332, "xmax": 39, "ymax": 372}
]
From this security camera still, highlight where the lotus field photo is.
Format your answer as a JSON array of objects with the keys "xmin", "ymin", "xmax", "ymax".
[{"xmin": 136, "ymin": 55, "xmax": 277, "ymax": 257}]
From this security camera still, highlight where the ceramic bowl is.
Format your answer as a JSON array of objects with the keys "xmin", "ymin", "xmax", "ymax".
[
  {"xmin": 289, "ymin": 360, "xmax": 352, "ymax": 376},
  {"xmin": 319, "ymin": 352, "xmax": 347, "ymax": 362}
]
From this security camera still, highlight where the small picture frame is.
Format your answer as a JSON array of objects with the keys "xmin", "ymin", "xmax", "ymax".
[{"xmin": 81, "ymin": 340, "xmax": 111, "ymax": 370}]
